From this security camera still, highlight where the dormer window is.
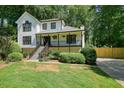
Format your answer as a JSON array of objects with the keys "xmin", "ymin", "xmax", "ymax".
[
  {"xmin": 51, "ymin": 22, "xmax": 56, "ymax": 29},
  {"xmin": 42, "ymin": 23, "xmax": 47, "ymax": 30},
  {"xmin": 23, "ymin": 21, "xmax": 31, "ymax": 32}
]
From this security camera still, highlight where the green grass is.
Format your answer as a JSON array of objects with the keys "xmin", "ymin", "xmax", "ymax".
[{"xmin": 0, "ymin": 62, "xmax": 123, "ymax": 88}]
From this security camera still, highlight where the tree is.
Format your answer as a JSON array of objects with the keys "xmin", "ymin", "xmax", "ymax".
[
  {"xmin": 0, "ymin": 24, "xmax": 16, "ymax": 59},
  {"xmin": 89, "ymin": 5, "xmax": 124, "ymax": 47}
]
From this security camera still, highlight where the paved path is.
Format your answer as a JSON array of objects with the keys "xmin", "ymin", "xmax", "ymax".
[{"xmin": 97, "ymin": 58, "xmax": 124, "ymax": 86}]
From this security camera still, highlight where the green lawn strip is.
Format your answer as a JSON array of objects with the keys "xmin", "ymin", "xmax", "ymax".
[{"xmin": 0, "ymin": 62, "xmax": 122, "ymax": 88}]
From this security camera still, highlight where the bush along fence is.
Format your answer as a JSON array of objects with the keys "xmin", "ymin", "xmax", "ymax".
[{"xmin": 95, "ymin": 48, "xmax": 124, "ymax": 59}]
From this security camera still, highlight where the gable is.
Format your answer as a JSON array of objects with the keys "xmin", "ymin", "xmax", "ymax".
[{"xmin": 16, "ymin": 12, "xmax": 41, "ymax": 25}]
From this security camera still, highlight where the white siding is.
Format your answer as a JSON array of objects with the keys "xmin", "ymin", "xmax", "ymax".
[
  {"xmin": 17, "ymin": 14, "xmax": 40, "ymax": 48},
  {"xmin": 16, "ymin": 12, "xmax": 84, "ymax": 49},
  {"xmin": 41, "ymin": 20, "xmax": 62, "ymax": 32}
]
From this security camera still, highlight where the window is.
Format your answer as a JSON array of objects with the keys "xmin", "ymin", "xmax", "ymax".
[
  {"xmin": 42, "ymin": 23, "xmax": 47, "ymax": 30},
  {"xmin": 23, "ymin": 36, "xmax": 31, "ymax": 45},
  {"xmin": 51, "ymin": 22, "xmax": 56, "ymax": 29},
  {"xmin": 23, "ymin": 21, "xmax": 31, "ymax": 32},
  {"xmin": 66, "ymin": 34, "xmax": 76, "ymax": 44}
]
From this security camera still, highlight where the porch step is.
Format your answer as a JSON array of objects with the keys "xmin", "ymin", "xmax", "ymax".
[{"xmin": 30, "ymin": 46, "xmax": 44, "ymax": 60}]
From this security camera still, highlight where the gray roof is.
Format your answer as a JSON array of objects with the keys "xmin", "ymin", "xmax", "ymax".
[
  {"xmin": 37, "ymin": 26, "xmax": 84, "ymax": 34},
  {"xmin": 62, "ymin": 26, "xmax": 81, "ymax": 31},
  {"xmin": 40, "ymin": 18, "xmax": 65, "ymax": 25},
  {"xmin": 40, "ymin": 18, "xmax": 62, "ymax": 22}
]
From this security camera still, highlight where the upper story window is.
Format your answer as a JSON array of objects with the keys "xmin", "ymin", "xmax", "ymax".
[
  {"xmin": 42, "ymin": 23, "xmax": 47, "ymax": 30},
  {"xmin": 23, "ymin": 21, "xmax": 31, "ymax": 32},
  {"xmin": 51, "ymin": 22, "xmax": 56, "ymax": 29}
]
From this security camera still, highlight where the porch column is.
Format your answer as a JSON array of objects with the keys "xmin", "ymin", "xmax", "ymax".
[
  {"xmin": 39, "ymin": 35, "xmax": 41, "ymax": 45},
  {"xmin": 48, "ymin": 34, "xmax": 49, "ymax": 46},
  {"xmin": 81, "ymin": 31, "xmax": 82, "ymax": 48},
  {"xmin": 82, "ymin": 31, "xmax": 85, "ymax": 48},
  {"xmin": 40, "ymin": 34, "xmax": 42, "ymax": 46},
  {"xmin": 69, "ymin": 32, "xmax": 70, "ymax": 52},
  {"xmin": 58, "ymin": 33, "xmax": 59, "ymax": 50}
]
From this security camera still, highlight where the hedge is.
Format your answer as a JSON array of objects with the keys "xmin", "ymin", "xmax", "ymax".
[
  {"xmin": 59, "ymin": 53, "xmax": 85, "ymax": 64},
  {"xmin": 48, "ymin": 50, "xmax": 60, "ymax": 59},
  {"xmin": 7, "ymin": 52, "xmax": 23, "ymax": 62},
  {"xmin": 80, "ymin": 47, "xmax": 97, "ymax": 65},
  {"xmin": 8, "ymin": 41, "xmax": 22, "ymax": 54}
]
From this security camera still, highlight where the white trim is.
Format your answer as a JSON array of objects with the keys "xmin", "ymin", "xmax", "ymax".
[
  {"xmin": 15, "ymin": 11, "xmax": 41, "ymax": 24},
  {"xmin": 16, "ymin": 12, "xmax": 85, "ymax": 49}
]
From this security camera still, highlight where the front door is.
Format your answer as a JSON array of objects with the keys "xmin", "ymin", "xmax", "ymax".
[{"xmin": 43, "ymin": 36, "xmax": 51, "ymax": 46}]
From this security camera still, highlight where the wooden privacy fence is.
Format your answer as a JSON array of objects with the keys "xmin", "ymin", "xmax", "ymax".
[{"xmin": 95, "ymin": 48, "xmax": 124, "ymax": 59}]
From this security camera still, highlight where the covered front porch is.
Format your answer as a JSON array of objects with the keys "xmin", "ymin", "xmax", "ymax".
[{"xmin": 36, "ymin": 30, "xmax": 85, "ymax": 48}]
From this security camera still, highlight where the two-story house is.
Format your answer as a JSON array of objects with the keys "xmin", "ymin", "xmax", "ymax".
[{"xmin": 16, "ymin": 12, "xmax": 85, "ymax": 59}]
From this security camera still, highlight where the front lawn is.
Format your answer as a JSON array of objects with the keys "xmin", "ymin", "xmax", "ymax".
[{"xmin": 0, "ymin": 61, "xmax": 122, "ymax": 88}]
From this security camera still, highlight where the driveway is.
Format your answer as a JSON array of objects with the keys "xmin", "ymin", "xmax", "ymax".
[{"xmin": 97, "ymin": 58, "xmax": 124, "ymax": 86}]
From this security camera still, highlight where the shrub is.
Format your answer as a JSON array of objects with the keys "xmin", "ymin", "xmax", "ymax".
[
  {"xmin": 39, "ymin": 57, "xmax": 49, "ymax": 62},
  {"xmin": 23, "ymin": 51, "xmax": 32, "ymax": 58},
  {"xmin": 48, "ymin": 50, "xmax": 60, "ymax": 59},
  {"xmin": 80, "ymin": 47, "xmax": 97, "ymax": 65},
  {"xmin": 59, "ymin": 53, "xmax": 85, "ymax": 64},
  {"xmin": 85, "ymin": 43, "xmax": 95, "ymax": 48},
  {"xmin": 0, "ymin": 41, "xmax": 21, "ymax": 61},
  {"xmin": 7, "ymin": 52, "xmax": 23, "ymax": 62},
  {"xmin": 8, "ymin": 41, "xmax": 22, "ymax": 54}
]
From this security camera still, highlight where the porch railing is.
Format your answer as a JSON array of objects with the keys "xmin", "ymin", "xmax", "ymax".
[
  {"xmin": 50, "ymin": 40, "xmax": 81, "ymax": 46},
  {"xmin": 39, "ymin": 43, "xmax": 49, "ymax": 58}
]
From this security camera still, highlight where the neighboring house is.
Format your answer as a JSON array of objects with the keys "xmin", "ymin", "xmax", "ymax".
[{"xmin": 16, "ymin": 12, "xmax": 85, "ymax": 57}]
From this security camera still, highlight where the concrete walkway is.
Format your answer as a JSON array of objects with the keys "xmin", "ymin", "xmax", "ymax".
[
  {"xmin": 30, "ymin": 46, "xmax": 44, "ymax": 60},
  {"xmin": 97, "ymin": 58, "xmax": 124, "ymax": 86}
]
